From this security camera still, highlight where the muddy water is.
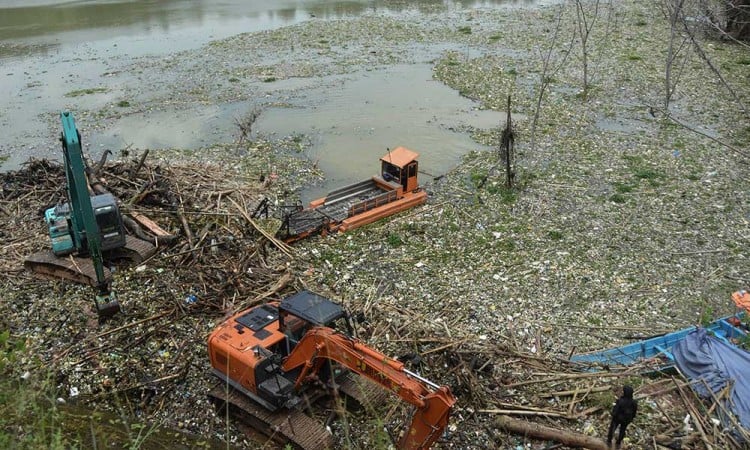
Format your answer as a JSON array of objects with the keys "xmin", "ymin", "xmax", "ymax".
[
  {"xmin": 0, "ymin": 0, "xmax": 539, "ymax": 194},
  {"xmin": 255, "ymin": 64, "xmax": 506, "ymax": 202}
]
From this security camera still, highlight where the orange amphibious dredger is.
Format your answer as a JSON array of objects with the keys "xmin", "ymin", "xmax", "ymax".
[
  {"xmin": 277, "ymin": 146, "xmax": 427, "ymax": 243},
  {"xmin": 207, "ymin": 291, "xmax": 456, "ymax": 450}
]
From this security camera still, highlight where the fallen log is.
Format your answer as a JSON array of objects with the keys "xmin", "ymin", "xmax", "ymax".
[
  {"xmin": 129, "ymin": 212, "xmax": 178, "ymax": 245},
  {"xmin": 494, "ymin": 415, "xmax": 609, "ymax": 450}
]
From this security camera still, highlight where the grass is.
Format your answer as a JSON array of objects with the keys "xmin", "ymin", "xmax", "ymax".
[
  {"xmin": 547, "ymin": 230, "xmax": 564, "ymax": 241},
  {"xmin": 1, "ymin": 330, "xmax": 66, "ymax": 449},
  {"xmin": 65, "ymin": 87, "xmax": 108, "ymax": 97},
  {"xmin": 609, "ymin": 193, "xmax": 627, "ymax": 204},
  {"xmin": 116, "ymin": 100, "xmax": 131, "ymax": 108},
  {"xmin": 0, "ymin": 330, "xmax": 210, "ymax": 449},
  {"xmin": 699, "ymin": 306, "xmax": 715, "ymax": 327},
  {"xmin": 613, "ymin": 182, "xmax": 636, "ymax": 193},
  {"xmin": 387, "ymin": 233, "xmax": 404, "ymax": 247}
]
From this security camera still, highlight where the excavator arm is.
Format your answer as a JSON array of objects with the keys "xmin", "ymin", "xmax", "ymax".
[
  {"xmin": 60, "ymin": 112, "xmax": 120, "ymax": 317},
  {"xmin": 281, "ymin": 327, "xmax": 456, "ymax": 450}
]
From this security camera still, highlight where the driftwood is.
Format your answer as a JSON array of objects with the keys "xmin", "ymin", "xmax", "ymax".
[
  {"xmin": 129, "ymin": 212, "xmax": 178, "ymax": 245},
  {"xmin": 494, "ymin": 415, "xmax": 609, "ymax": 450},
  {"xmin": 654, "ymin": 432, "xmax": 700, "ymax": 448},
  {"xmin": 228, "ymin": 196, "xmax": 295, "ymax": 258},
  {"xmin": 130, "ymin": 149, "xmax": 149, "ymax": 180}
]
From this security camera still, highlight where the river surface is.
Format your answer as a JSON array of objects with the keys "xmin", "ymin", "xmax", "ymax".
[{"xmin": 0, "ymin": 0, "xmax": 544, "ymax": 198}]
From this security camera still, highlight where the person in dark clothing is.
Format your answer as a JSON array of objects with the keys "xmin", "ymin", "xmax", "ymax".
[{"xmin": 607, "ymin": 385, "xmax": 638, "ymax": 449}]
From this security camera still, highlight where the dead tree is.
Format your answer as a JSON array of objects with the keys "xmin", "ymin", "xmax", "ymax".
[
  {"xmin": 663, "ymin": 0, "xmax": 691, "ymax": 112},
  {"xmin": 500, "ymin": 95, "xmax": 516, "ymax": 189},
  {"xmin": 530, "ymin": 4, "xmax": 575, "ymax": 153},
  {"xmin": 235, "ymin": 107, "xmax": 261, "ymax": 146},
  {"xmin": 573, "ymin": 0, "xmax": 600, "ymax": 100},
  {"xmin": 475, "ymin": 95, "xmax": 516, "ymax": 191},
  {"xmin": 679, "ymin": 2, "xmax": 749, "ymax": 118}
]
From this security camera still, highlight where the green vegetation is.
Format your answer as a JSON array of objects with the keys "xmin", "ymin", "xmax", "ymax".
[
  {"xmin": 65, "ymin": 87, "xmax": 108, "ymax": 97},
  {"xmin": 116, "ymin": 100, "xmax": 131, "ymax": 108},
  {"xmin": 469, "ymin": 170, "xmax": 486, "ymax": 188},
  {"xmin": 457, "ymin": 26, "xmax": 472, "ymax": 35},
  {"xmin": 228, "ymin": 77, "xmax": 240, "ymax": 83},
  {"xmin": 497, "ymin": 186, "xmax": 517, "ymax": 204},
  {"xmin": 547, "ymin": 230, "xmax": 564, "ymax": 241},
  {"xmin": 622, "ymin": 155, "xmax": 665, "ymax": 186},
  {"xmin": 263, "ymin": 77, "xmax": 277, "ymax": 83},
  {"xmin": 613, "ymin": 182, "xmax": 636, "ymax": 194},
  {"xmin": 1, "ymin": 330, "xmax": 66, "ymax": 448},
  {"xmin": 0, "ymin": 330, "xmax": 224, "ymax": 448},
  {"xmin": 609, "ymin": 193, "xmax": 627, "ymax": 204},
  {"xmin": 496, "ymin": 239, "xmax": 515, "ymax": 252},
  {"xmin": 633, "ymin": 167, "xmax": 663, "ymax": 181},
  {"xmin": 386, "ymin": 233, "xmax": 404, "ymax": 247},
  {"xmin": 699, "ymin": 306, "xmax": 715, "ymax": 327}
]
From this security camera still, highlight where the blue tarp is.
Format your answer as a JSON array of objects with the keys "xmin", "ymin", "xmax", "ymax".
[{"xmin": 673, "ymin": 328, "xmax": 750, "ymax": 432}]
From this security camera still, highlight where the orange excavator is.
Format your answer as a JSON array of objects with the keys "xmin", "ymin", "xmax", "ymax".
[{"xmin": 207, "ymin": 291, "xmax": 456, "ymax": 449}]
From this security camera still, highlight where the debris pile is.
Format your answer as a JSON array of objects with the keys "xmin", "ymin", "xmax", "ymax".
[
  {"xmin": 1, "ymin": 155, "xmax": 747, "ymax": 449},
  {"xmin": 0, "ymin": 154, "xmax": 297, "ymax": 444}
]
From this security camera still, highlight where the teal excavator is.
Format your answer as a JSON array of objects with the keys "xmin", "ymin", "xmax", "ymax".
[
  {"xmin": 51, "ymin": 112, "xmax": 123, "ymax": 316},
  {"xmin": 25, "ymin": 112, "xmax": 155, "ymax": 318}
]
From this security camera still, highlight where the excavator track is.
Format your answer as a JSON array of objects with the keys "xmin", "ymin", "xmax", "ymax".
[
  {"xmin": 336, "ymin": 371, "xmax": 392, "ymax": 411},
  {"xmin": 24, "ymin": 235, "xmax": 155, "ymax": 286},
  {"xmin": 24, "ymin": 250, "xmax": 113, "ymax": 286},
  {"xmin": 107, "ymin": 235, "xmax": 157, "ymax": 264},
  {"xmin": 207, "ymin": 372, "xmax": 391, "ymax": 450},
  {"xmin": 208, "ymin": 384, "xmax": 334, "ymax": 450}
]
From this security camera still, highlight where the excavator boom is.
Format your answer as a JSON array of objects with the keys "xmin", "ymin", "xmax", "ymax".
[
  {"xmin": 60, "ymin": 112, "xmax": 120, "ymax": 316},
  {"xmin": 282, "ymin": 327, "xmax": 456, "ymax": 450}
]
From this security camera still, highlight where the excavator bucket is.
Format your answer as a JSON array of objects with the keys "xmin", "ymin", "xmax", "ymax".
[{"xmin": 95, "ymin": 294, "xmax": 121, "ymax": 318}]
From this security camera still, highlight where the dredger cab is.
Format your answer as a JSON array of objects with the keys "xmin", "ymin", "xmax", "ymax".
[{"xmin": 381, "ymin": 146, "xmax": 421, "ymax": 193}]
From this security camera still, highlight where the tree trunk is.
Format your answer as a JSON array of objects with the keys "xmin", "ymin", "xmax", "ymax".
[{"xmin": 495, "ymin": 415, "xmax": 610, "ymax": 450}]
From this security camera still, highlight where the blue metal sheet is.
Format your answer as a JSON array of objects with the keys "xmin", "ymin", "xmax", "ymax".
[{"xmin": 571, "ymin": 312, "xmax": 747, "ymax": 368}]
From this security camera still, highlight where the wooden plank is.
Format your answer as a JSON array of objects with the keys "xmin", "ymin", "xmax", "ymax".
[{"xmin": 130, "ymin": 212, "xmax": 172, "ymax": 237}]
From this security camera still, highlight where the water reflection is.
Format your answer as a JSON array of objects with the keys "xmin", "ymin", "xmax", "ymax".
[{"xmin": 0, "ymin": 0, "xmax": 542, "ymax": 49}]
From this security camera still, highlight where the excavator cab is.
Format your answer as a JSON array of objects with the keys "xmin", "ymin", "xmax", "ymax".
[
  {"xmin": 208, "ymin": 291, "xmax": 352, "ymax": 411},
  {"xmin": 278, "ymin": 290, "xmax": 350, "ymax": 344},
  {"xmin": 381, "ymin": 146, "xmax": 420, "ymax": 193},
  {"xmin": 44, "ymin": 191, "xmax": 126, "ymax": 256}
]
